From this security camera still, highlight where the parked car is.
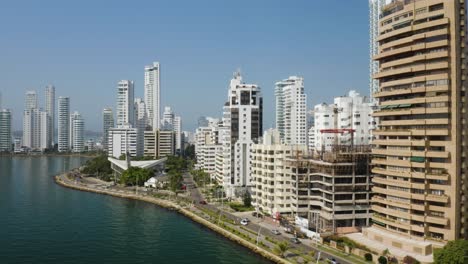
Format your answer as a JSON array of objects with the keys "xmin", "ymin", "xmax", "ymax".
[
  {"xmin": 240, "ymin": 219, "xmax": 248, "ymax": 226},
  {"xmin": 283, "ymin": 226, "xmax": 293, "ymax": 233},
  {"xmin": 290, "ymin": 237, "xmax": 301, "ymax": 244},
  {"xmin": 241, "ymin": 218, "xmax": 250, "ymax": 222},
  {"xmin": 271, "ymin": 229, "xmax": 280, "ymax": 235},
  {"xmin": 327, "ymin": 258, "xmax": 338, "ymax": 264},
  {"xmin": 199, "ymin": 200, "xmax": 207, "ymax": 205}
]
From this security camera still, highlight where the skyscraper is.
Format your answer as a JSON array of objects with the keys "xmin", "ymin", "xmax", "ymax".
[
  {"xmin": 45, "ymin": 85, "xmax": 55, "ymax": 147},
  {"xmin": 102, "ymin": 108, "xmax": 114, "ymax": 151},
  {"xmin": 72, "ymin": 112, "xmax": 84, "ymax": 153},
  {"xmin": 58, "ymin": 96, "xmax": 70, "ymax": 152},
  {"xmin": 369, "ymin": 0, "xmax": 387, "ymax": 103},
  {"xmin": 116, "ymin": 80, "xmax": 135, "ymax": 127},
  {"xmin": 275, "ymin": 76, "xmax": 307, "ymax": 145},
  {"xmin": 69, "ymin": 111, "xmax": 81, "ymax": 149},
  {"xmin": 161, "ymin": 106, "xmax": 174, "ymax": 129},
  {"xmin": 25, "ymin": 91, "xmax": 38, "ymax": 110},
  {"xmin": 173, "ymin": 115, "xmax": 182, "ymax": 153},
  {"xmin": 134, "ymin": 98, "xmax": 147, "ymax": 157},
  {"xmin": 144, "ymin": 62, "xmax": 160, "ymax": 130},
  {"xmin": 362, "ymin": 0, "xmax": 468, "ymax": 259},
  {"xmin": 22, "ymin": 108, "xmax": 41, "ymax": 149},
  {"xmin": 219, "ymin": 71, "xmax": 263, "ymax": 197},
  {"xmin": 0, "ymin": 109, "xmax": 12, "ymax": 152},
  {"xmin": 39, "ymin": 110, "xmax": 50, "ymax": 150}
]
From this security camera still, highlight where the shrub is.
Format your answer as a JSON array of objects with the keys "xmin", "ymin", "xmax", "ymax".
[
  {"xmin": 364, "ymin": 253, "xmax": 373, "ymax": 262},
  {"xmin": 402, "ymin": 255, "xmax": 420, "ymax": 264},
  {"xmin": 378, "ymin": 256, "xmax": 388, "ymax": 264}
]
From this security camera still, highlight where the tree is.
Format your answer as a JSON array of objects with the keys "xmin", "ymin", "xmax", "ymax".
[
  {"xmin": 378, "ymin": 256, "xmax": 388, "ymax": 264},
  {"xmin": 402, "ymin": 255, "xmax": 420, "ymax": 264},
  {"xmin": 119, "ymin": 154, "xmax": 126, "ymax": 160},
  {"xmin": 120, "ymin": 167, "xmax": 152, "ymax": 186},
  {"xmin": 274, "ymin": 241, "xmax": 290, "ymax": 258},
  {"xmin": 364, "ymin": 253, "xmax": 373, "ymax": 262},
  {"xmin": 169, "ymin": 171, "xmax": 183, "ymax": 194},
  {"xmin": 243, "ymin": 191, "xmax": 252, "ymax": 207},
  {"xmin": 82, "ymin": 155, "xmax": 113, "ymax": 178},
  {"xmin": 434, "ymin": 239, "xmax": 468, "ymax": 264}
]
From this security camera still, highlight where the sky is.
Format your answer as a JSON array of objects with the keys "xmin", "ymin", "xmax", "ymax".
[{"xmin": 0, "ymin": 0, "xmax": 370, "ymax": 132}]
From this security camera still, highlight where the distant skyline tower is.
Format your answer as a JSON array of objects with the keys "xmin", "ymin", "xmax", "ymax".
[
  {"xmin": 25, "ymin": 91, "xmax": 38, "ymax": 110},
  {"xmin": 69, "ymin": 111, "xmax": 81, "ymax": 149},
  {"xmin": 173, "ymin": 115, "xmax": 182, "ymax": 153},
  {"xmin": 134, "ymin": 98, "xmax": 147, "ymax": 157},
  {"xmin": 22, "ymin": 108, "xmax": 41, "ymax": 149},
  {"xmin": 102, "ymin": 107, "xmax": 114, "ymax": 151},
  {"xmin": 58, "ymin": 96, "xmax": 70, "ymax": 152},
  {"xmin": 116, "ymin": 80, "xmax": 135, "ymax": 127},
  {"xmin": 161, "ymin": 106, "xmax": 174, "ymax": 129},
  {"xmin": 0, "ymin": 109, "xmax": 12, "ymax": 152},
  {"xmin": 275, "ymin": 76, "xmax": 307, "ymax": 145},
  {"xmin": 45, "ymin": 85, "xmax": 55, "ymax": 147},
  {"xmin": 72, "ymin": 112, "xmax": 84, "ymax": 153},
  {"xmin": 144, "ymin": 62, "xmax": 160, "ymax": 130}
]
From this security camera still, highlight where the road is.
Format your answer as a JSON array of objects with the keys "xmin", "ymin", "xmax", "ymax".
[{"xmin": 183, "ymin": 173, "xmax": 354, "ymax": 264}]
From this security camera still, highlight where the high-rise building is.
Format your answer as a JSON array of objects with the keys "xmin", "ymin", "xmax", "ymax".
[
  {"xmin": 173, "ymin": 115, "xmax": 182, "ymax": 153},
  {"xmin": 161, "ymin": 106, "xmax": 174, "ymax": 129},
  {"xmin": 102, "ymin": 108, "xmax": 114, "ymax": 151},
  {"xmin": 45, "ymin": 85, "xmax": 55, "ymax": 146},
  {"xmin": 69, "ymin": 111, "xmax": 81, "ymax": 149},
  {"xmin": 134, "ymin": 98, "xmax": 147, "ymax": 157},
  {"xmin": 144, "ymin": 129, "xmax": 175, "ymax": 158},
  {"xmin": 39, "ymin": 110, "xmax": 50, "ymax": 150},
  {"xmin": 25, "ymin": 91, "xmax": 38, "ymax": 110},
  {"xmin": 219, "ymin": 71, "xmax": 263, "ymax": 197},
  {"xmin": 116, "ymin": 80, "xmax": 135, "ymax": 127},
  {"xmin": 369, "ymin": 0, "xmax": 388, "ymax": 103},
  {"xmin": 195, "ymin": 119, "xmax": 221, "ymax": 178},
  {"xmin": 108, "ymin": 125, "xmax": 138, "ymax": 158},
  {"xmin": 275, "ymin": 76, "xmax": 307, "ymax": 145},
  {"xmin": 72, "ymin": 112, "xmax": 84, "ymax": 153},
  {"xmin": 360, "ymin": 0, "xmax": 468, "ymax": 259},
  {"xmin": 314, "ymin": 91, "xmax": 372, "ymax": 152},
  {"xmin": 22, "ymin": 108, "xmax": 41, "ymax": 149},
  {"xmin": 251, "ymin": 129, "xmax": 308, "ymax": 216},
  {"xmin": 144, "ymin": 62, "xmax": 160, "ymax": 130},
  {"xmin": 58, "ymin": 96, "xmax": 70, "ymax": 152},
  {"xmin": 0, "ymin": 109, "xmax": 12, "ymax": 152}
]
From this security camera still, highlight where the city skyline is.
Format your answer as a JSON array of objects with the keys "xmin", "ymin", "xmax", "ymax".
[{"xmin": 0, "ymin": 0, "xmax": 369, "ymax": 132}]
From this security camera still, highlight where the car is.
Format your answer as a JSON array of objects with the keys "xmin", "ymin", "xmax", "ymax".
[
  {"xmin": 290, "ymin": 237, "xmax": 301, "ymax": 244},
  {"xmin": 241, "ymin": 218, "xmax": 250, "ymax": 222},
  {"xmin": 271, "ymin": 229, "xmax": 280, "ymax": 235},
  {"xmin": 240, "ymin": 219, "xmax": 248, "ymax": 226},
  {"xmin": 327, "ymin": 258, "xmax": 338, "ymax": 264},
  {"xmin": 283, "ymin": 226, "xmax": 293, "ymax": 233},
  {"xmin": 199, "ymin": 200, "xmax": 207, "ymax": 205}
]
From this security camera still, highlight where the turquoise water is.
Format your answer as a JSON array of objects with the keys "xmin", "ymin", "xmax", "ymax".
[{"xmin": 0, "ymin": 156, "xmax": 269, "ymax": 264}]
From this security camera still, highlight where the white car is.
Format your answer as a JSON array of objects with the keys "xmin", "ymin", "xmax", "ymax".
[{"xmin": 240, "ymin": 219, "xmax": 248, "ymax": 226}]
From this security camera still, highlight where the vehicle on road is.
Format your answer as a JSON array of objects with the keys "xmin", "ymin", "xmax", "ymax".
[
  {"xmin": 327, "ymin": 258, "xmax": 338, "ymax": 264},
  {"xmin": 199, "ymin": 200, "xmax": 207, "ymax": 205},
  {"xmin": 240, "ymin": 219, "xmax": 248, "ymax": 226},
  {"xmin": 271, "ymin": 229, "xmax": 280, "ymax": 235},
  {"xmin": 283, "ymin": 226, "xmax": 293, "ymax": 233},
  {"xmin": 290, "ymin": 237, "xmax": 301, "ymax": 244}
]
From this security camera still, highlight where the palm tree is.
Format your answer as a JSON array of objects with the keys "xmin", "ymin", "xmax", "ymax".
[{"xmin": 274, "ymin": 242, "xmax": 290, "ymax": 258}]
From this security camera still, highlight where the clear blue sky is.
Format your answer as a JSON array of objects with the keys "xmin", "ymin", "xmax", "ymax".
[{"xmin": 0, "ymin": 0, "xmax": 370, "ymax": 132}]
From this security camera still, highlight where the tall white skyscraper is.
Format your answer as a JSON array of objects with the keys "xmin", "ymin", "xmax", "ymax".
[
  {"xmin": 102, "ymin": 108, "xmax": 114, "ymax": 151},
  {"xmin": 25, "ymin": 91, "xmax": 38, "ymax": 110},
  {"xmin": 39, "ymin": 110, "xmax": 51, "ymax": 150},
  {"xmin": 116, "ymin": 80, "xmax": 135, "ymax": 127},
  {"xmin": 161, "ymin": 106, "xmax": 174, "ymax": 129},
  {"xmin": 0, "ymin": 109, "xmax": 12, "ymax": 152},
  {"xmin": 23, "ymin": 108, "xmax": 41, "ymax": 149},
  {"xmin": 134, "ymin": 98, "xmax": 147, "ymax": 157},
  {"xmin": 58, "ymin": 96, "xmax": 70, "ymax": 152},
  {"xmin": 144, "ymin": 62, "xmax": 160, "ymax": 130},
  {"xmin": 173, "ymin": 115, "xmax": 182, "ymax": 153},
  {"xmin": 219, "ymin": 71, "xmax": 263, "ymax": 197},
  {"xmin": 69, "ymin": 111, "xmax": 81, "ymax": 149},
  {"xmin": 275, "ymin": 76, "xmax": 307, "ymax": 145},
  {"xmin": 72, "ymin": 112, "xmax": 84, "ymax": 153},
  {"xmin": 45, "ymin": 85, "xmax": 55, "ymax": 146}
]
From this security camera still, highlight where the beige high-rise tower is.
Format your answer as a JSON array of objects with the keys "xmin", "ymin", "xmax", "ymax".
[{"xmin": 364, "ymin": 0, "xmax": 467, "ymax": 259}]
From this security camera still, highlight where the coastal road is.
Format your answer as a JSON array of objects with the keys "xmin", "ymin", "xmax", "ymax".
[{"xmin": 184, "ymin": 173, "xmax": 353, "ymax": 264}]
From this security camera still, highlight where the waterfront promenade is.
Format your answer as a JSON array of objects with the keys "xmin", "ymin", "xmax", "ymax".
[{"xmin": 56, "ymin": 171, "xmax": 362, "ymax": 264}]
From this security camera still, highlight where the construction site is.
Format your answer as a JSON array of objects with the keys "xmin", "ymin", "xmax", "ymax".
[{"xmin": 284, "ymin": 142, "xmax": 373, "ymax": 235}]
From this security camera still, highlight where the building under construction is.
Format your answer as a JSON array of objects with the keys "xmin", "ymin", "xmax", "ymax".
[{"xmin": 285, "ymin": 145, "xmax": 372, "ymax": 234}]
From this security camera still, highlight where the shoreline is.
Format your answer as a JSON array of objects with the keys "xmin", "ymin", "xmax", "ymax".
[{"xmin": 54, "ymin": 173, "xmax": 289, "ymax": 264}]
